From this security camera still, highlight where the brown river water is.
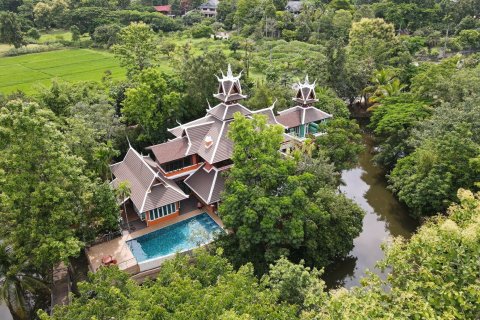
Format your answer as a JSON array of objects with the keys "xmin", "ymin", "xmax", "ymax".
[
  {"xmin": 323, "ymin": 132, "xmax": 418, "ymax": 288},
  {"xmin": 0, "ymin": 132, "xmax": 418, "ymax": 318}
]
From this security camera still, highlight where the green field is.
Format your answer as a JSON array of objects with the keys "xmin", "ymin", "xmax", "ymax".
[{"xmin": 0, "ymin": 49, "xmax": 127, "ymax": 94}]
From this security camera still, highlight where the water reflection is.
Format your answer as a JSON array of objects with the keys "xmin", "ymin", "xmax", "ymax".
[{"xmin": 323, "ymin": 133, "xmax": 418, "ymax": 289}]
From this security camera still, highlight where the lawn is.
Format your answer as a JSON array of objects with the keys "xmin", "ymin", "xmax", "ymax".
[{"xmin": 0, "ymin": 49, "xmax": 127, "ymax": 94}]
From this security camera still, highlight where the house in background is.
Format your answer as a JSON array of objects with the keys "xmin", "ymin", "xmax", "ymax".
[
  {"xmin": 199, "ymin": 0, "xmax": 218, "ymax": 17},
  {"xmin": 110, "ymin": 66, "xmax": 331, "ymax": 228},
  {"xmin": 153, "ymin": 4, "xmax": 172, "ymax": 15},
  {"xmin": 285, "ymin": 0, "xmax": 304, "ymax": 15}
]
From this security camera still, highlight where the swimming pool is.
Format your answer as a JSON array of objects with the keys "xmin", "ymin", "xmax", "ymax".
[{"xmin": 127, "ymin": 213, "xmax": 223, "ymax": 264}]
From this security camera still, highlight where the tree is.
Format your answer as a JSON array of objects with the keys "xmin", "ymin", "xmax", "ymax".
[
  {"xmin": 70, "ymin": 25, "xmax": 80, "ymax": 42},
  {"xmin": 116, "ymin": 181, "xmax": 131, "ymax": 231},
  {"xmin": 369, "ymin": 94, "xmax": 431, "ymax": 170},
  {"xmin": 0, "ymin": 100, "xmax": 87, "ymax": 271},
  {"xmin": 26, "ymin": 28, "xmax": 41, "ymax": 40},
  {"xmin": 316, "ymin": 118, "xmax": 364, "ymax": 172},
  {"xmin": 389, "ymin": 127, "xmax": 480, "ymax": 218},
  {"xmin": 121, "ymin": 68, "xmax": 183, "ymax": 144},
  {"xmin": 0, "ymin": 245, "xmax": 49, "ymax": 320},
  {"xmin": 41, "ymin": 249, "xmax": 300, "ymax": 319},
  {"xmin": 346, "ymin": 18, "xmax": 410, "ymax": 99},
  {"xmin": 311, "ymin": 189, "xmax": 480, "ymax": 319},
  {"xmin": 0, "ymin": 100, "xmax": 118, "ymax": 275},
  {"xmin": 0, "ymin": 12, "xmax": 24, "ymax": 48},
  {"xmin": 218, "ymin": 114, "xmax": 364, "ymax": 272},
  {"xmin": 112, "ymin": 22, "xmax": 160, "ymax": 77},
  {"xmin": 92, "ymin": 24, "xmax": 121, "ymax": 48},
  {"xmin": 176, "ymin": 49, "xmax": 228, "ymax": 121}
]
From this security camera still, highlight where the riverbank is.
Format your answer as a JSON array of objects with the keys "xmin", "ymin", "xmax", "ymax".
[{"xmin": 323, "ymin": 131, "xmax": 418, "ymax": 288}]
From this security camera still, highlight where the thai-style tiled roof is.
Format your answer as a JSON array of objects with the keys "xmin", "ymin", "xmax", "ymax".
[
  {"xmin": 208, "ymin": 103, "xmax": 251, "ymax": 121},
  {"xmin": 184, "ymin": 165, "xmax": 225, "ymax": 204},
  {"xmin": 110, "ymin": 147, "xmax": 188, "ymax": 213},
  {"xmin": 146, "ymin": 137, "xmax": 190, "ymax": 164},
  {"xmin": 276, "ymin": 106, "xmax": 331, "ymax": 129}
]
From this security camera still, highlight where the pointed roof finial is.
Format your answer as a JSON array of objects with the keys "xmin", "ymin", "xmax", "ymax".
[
  {"xmin": 304, "ymin": 75, "xmax": 309, "ymax": 85},
  {"xmin": 206, "ymin": 99, "xmax": 212, "ymax": 110},
  {"xmin": 227, "ymin": 64, "xmax": 233, "ymax": 78}
]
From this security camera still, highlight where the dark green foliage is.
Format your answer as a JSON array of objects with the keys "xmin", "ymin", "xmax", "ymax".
[
  {"xmin": 369, "ymin": 94, "xmax": 431, "ymax": 169},
  {"xmin": 0, "ymin": 11, "xmax": 24, "ymax": 48},
  {"xmin": 92, "ymin": 23, "xmax": 121, "ymax": 47},
  {"xmin": 42, "ymin": 249, "xmax": 304, "ymax": 319},
  {"xmin": 0, "ymin": 101, "xmax": 87, "ymax": 270},
  {"xmin": 316, "ymin": 118, "xmax": 364, "ymax": 172},
  {"xmin": 218, "ymin": 114, "xmax": 364, "ymax": 272}
]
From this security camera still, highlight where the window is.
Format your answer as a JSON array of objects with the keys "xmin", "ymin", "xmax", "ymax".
[
  {"xmin": 161, "ymin": 157, "xmax": 193, "ymax": 172},
  {"xmin": 148, "ymin": 203, "xmax": 177, "ymax": 221},
  {"xmin": 289, "ymin": 126, "xmax": 301, "ymax": 137}
]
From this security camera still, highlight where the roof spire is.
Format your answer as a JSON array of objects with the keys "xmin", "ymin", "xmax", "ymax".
[
  {"xmin": 213, "ymin": 64, "xmax": 247, "ymax": 103},
  {"xmin": 292, "ymin": 75, "xmax": 319, "ymax": 106}
]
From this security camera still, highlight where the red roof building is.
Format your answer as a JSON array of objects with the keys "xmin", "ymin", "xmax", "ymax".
[{"xmin": 153, "ymin": 5, "xmax": 171, "ymax": 14}]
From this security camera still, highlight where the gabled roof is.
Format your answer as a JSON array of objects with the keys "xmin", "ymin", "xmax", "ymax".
[
  {"xmin": 208, "ymin": 103, "xmax": 251, "ymax": 121},
  {"xmin": 154, "ymin": 5, "xmax": 171, "ymax": 12},
  {"xmin": 110, "ymin": 147, "xmax": 188, "ymax": 213},
  {"xmin": 184, "ymin": 164, "xmax": 225, "ymax": 204},
  {"xmin": 146, "ymin": 137, "xmax": 190, "ymax": 164},
  {"xmin": 167, "ymin": 116, "xmax": 214, "ymax": 138},
  {"xmin": 276, "ymin": 106, "xmax": 331, "ymax": 128},
  {"xmin": 250, "ymin": 104, "xmax": 284, "ymax": 127},
  {"xmin": 199, "ymin": 0, "xmax": 218, "ymax": 9}
]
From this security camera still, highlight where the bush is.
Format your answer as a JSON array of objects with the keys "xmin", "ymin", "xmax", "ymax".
[
  {"xmin": 458, "ymin": 29, "xmax": 480, "ymax": 50},
  {"xmin": 92, "ymin": 24, "xmax": 121, "ymax": 48},
  {"xmin": 26, "ymin": 28, "xmax": 41, "ymax": 40},
  {"xmin": 190, "ymin": 24, "xmax": 213, "ymax": 38},
  {"xmin": 3, "ymin": 43, "xmax": 64, "ymax": 57}
]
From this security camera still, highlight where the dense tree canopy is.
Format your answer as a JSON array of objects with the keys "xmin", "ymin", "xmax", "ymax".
[{"xmin": 218, "ymin": 114, "xmax": 364, "ymax": 272}]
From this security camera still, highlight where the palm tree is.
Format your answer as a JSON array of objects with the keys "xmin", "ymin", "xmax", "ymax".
[
  {"xmin": 0, "ymin": 245, "xmax": 49, "ymax": 320},
  {"xmin": 116, "ymin": 180, "xmax": 132, "ymax": 231},
  {"xmin": 365, "ymin": 69, "xmax": 406, "ymax": 111}
]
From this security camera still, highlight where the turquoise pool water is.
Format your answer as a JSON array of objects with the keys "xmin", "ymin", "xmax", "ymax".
[{"xmin": 127, "ymin": 213, "xmax": 223, "ymax": 263}]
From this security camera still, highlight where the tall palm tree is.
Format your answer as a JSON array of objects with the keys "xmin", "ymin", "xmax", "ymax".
[
  {"xmin": 0, "ymin": 245, "xmax": 49, "ymax": 320},
  {"xmin": 116, "ymin": 180, "xmax": 132, "ymax": 231}
]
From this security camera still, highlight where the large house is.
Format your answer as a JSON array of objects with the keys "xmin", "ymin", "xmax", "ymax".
[
  {"xmin": 110, "ymin": 66, "xmax": 331, "ymax": 228},
  {"xmin": 198, "ymin": 0, "xmax": 218, "ymax": 17}
]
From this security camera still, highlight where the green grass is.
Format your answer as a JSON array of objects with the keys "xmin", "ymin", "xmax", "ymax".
[{"xmin": 0, "ymin": 49, "xmax": 127, "ymax": 94}]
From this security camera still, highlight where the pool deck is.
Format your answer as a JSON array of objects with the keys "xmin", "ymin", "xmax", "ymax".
[{"xmin": 86, "ymin": 209, "xmax": 224, "ymax": 274}]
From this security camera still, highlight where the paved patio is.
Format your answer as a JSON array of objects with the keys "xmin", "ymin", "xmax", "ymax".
[{"xmin": 86, "ymin": 207, "xmax": 224, "ymax": 274}]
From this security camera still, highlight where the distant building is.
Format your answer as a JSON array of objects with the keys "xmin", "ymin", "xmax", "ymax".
[
  {"xmin": 199, "ymin": 0, "xmax": 218, "ymax": 17},
  {"xmin": 285, "ymin": 0, "xmax": 303, "ymax": 14},
  {"xmin": 153, "ymin": 4, "xmax": 172, "ymax": 15}
]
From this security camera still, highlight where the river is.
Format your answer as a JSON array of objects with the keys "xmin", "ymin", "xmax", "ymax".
[{"xmin": 323, "ymin": 132, "xmax": 418, "ymax": 289}]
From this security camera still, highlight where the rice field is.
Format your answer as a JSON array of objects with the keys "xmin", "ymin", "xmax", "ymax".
[{"xmin": 0, "ymin": 49, "xmax": 126, "ymax": 94}]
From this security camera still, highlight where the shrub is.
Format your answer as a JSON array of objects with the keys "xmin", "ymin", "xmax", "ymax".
[
  {"xmin": 2, "ymin": 43, "xmax": 64, "ymax": 57},
  {"xmin": 26, "ymin": 28, "xmax": 41, "ymax": 40},
  {"xmin": 190, "ymin": 24, "xmax": 213, "ymax": 38}
]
